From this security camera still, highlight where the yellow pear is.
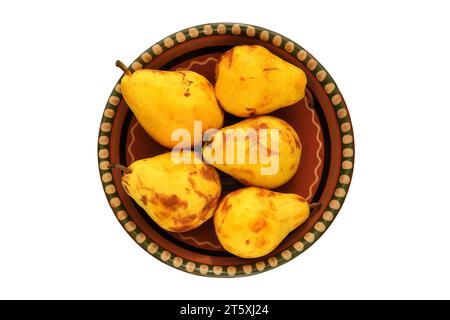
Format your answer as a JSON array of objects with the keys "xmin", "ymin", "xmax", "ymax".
[
  {"xmin": 214, "ymin": 187, "xmax": 311, "ymax": 258},
  {"xmin": 202, "ymin": 116, "xmax": 301, "ymax": 189},
  {"xmin": 112, "ymin": 151, "xmax": 221, "ymax": 232},
  {"xmin": 116, "ymin": 61, "xmax": 224, "ymax": 148},
  {"xmin": 215, "ymin": 45, "xmax": 307, "ymax": 117}
]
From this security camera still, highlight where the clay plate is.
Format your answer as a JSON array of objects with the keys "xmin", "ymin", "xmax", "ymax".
[{"xmin": 98, "ymin": 23, "xmax": 354, "ymax": 277}]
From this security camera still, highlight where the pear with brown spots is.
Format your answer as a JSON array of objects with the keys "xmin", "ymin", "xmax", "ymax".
[
  {"xmin": 115, "ymin": 151, "xmax": 221, "ymax": 232},
  {"xmin": 214, "ymin": 187, "xmax": 310, "ymax": 258},
  {"xmin": 215, "ymin": 45, "xmax": 307, "ymax": 117},
  {"xmin": 203, "ymin": 116, "xmax": 301, "ymax": 189},
  {"xmin": 116, "ymin": 60, "xmax": 223, "ymax": 148}
]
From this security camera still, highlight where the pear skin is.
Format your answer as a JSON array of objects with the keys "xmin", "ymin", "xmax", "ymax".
[
  {"xmin": 203, "ymin": 116, "xmax": 301, "ymax": 189},
  {"xmin": 214, "ymin": 187, "xmax": 310, "ymax": 258},
  {"xmin": 215, "ymin": 45, "xmax": 307, "ymax": 117},
  {"xmin": 117, "ymin": 61, "xmax": 224, "ymax": 148},
  {"xmin": 117, "ymin": 152, "xmax": 221, "ymax": 232}
]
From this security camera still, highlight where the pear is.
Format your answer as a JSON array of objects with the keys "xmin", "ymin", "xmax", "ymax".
[
  {"xmin": 215, "ymin": 45, "xmax": 307, "ymax": 117},
  {"xmin": 214, "ymin": 187, "xmax": 313, "ymax": 258},
  {"xmin": 112, "ymin": 151, "xmax": 221, "ymax": 232},
  {"xmin": 202, "ymin": 116, "xmax": 301, "ymax": 189},
  {"xmin": 116, "ymin": 61, "xmax": 224, "ymax": 148}
]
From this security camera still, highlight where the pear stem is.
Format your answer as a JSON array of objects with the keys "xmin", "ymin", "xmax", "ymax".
[
  {"xmin": 116, "ymin": 60, "xmax": 132, "ymax": 76},
  {"xmin": 309, "ymin": 202, "xmax": 321, "ymax": 211},
  {"xmin": 110, "ymin": 163, "xmax": 132, "ymax": 174}
]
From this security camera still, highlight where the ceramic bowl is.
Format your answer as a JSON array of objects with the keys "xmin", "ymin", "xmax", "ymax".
[{"xmin": 98, "ymin": 23, "xmax": 354, "ymax": 277}]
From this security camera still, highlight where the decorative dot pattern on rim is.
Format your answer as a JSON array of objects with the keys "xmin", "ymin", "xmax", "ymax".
[{"xmin": 98, "ymin": 23, "xmax": 355, "ymax": 277}]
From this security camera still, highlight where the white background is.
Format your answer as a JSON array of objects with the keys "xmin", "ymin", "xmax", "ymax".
[{"xmin": 0, "ymin": 0, "xmax": 449, "ymax": 299}]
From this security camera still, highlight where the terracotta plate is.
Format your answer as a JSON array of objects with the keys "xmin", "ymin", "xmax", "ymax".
[{"xmin": 98, "ymin": 23, "xmax": 354, "ymax": 277}]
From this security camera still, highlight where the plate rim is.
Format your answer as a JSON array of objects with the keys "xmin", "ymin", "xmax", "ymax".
[{"xmin": 97, "ymin": 22, "xmax": 355, "ymax": 277}]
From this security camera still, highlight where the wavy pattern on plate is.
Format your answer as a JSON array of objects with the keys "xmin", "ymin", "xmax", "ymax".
[
  {"xmin": 177, "ymin": 234, "xmax": 222, "ymax": 249},
  {"xmin": 127, "ymin": 120, "xmax": 139, "ymax": 163},
  {"xmin": 305, "ymin": 88, "xmax": 323, "ymax": 201},
  {"xmin": 175, "ymin": 57, "xmax": 219, "ymax": 71}
]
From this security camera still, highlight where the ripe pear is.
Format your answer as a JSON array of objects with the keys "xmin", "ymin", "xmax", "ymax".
[
  {"xmin": 116, "ymin": 61, "xmax": 224, "ymax": 148},
  {"xmin": 215, "ymin": 45, "xmax": 307, "ymax": 117},
  {"xmin": 202, "ymin": 116, "xmax": 301, "ymax": 189},
  {"xmin": 214, "ymin": 187, "xmax": 311, "ymax": 258},
  {"xmin": 113, "ymin": 151, "xmax": 221, "ymax": 232}
]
